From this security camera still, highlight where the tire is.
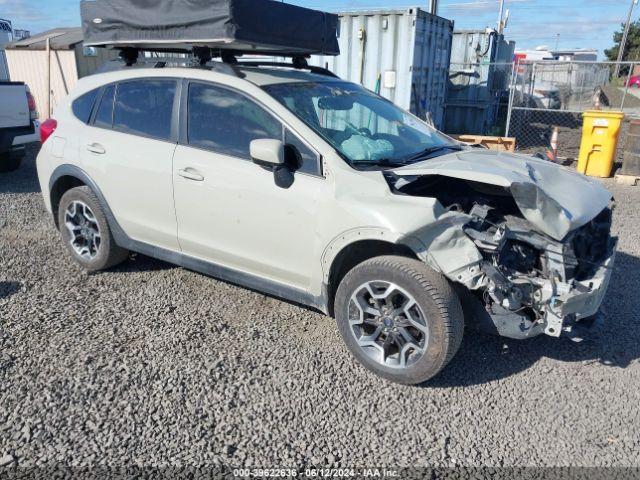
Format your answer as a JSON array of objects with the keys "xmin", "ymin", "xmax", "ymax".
[
  {"xmin": 0, "ymin": 154, "xmax": 22, "ymax": 173},
  {"xmin": 334, "ymin": 255, "xmax": 464, "ymax": 385},
  {"xmin": 57, "ymin": 186, "xmax": 129, "ymax": 271}
]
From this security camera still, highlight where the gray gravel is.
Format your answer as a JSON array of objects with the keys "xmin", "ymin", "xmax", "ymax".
[{"xmin": 1, "ymin": 145, "xmax": 640, "ymax": 469}]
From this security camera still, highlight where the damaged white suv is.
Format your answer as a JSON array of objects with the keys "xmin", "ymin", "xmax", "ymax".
[{"xmin": 36, "ymin": 62, "xmax": 616, "ymax": 384}]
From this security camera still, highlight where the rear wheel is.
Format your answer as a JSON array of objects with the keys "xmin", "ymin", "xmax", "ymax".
[
  {"xmin": 57, "ymin": 186, "xmax": 129, "ymax": 271},
  {"xmin": 334, "ymin": 256, "xmax": 464, "ymax": 385}
]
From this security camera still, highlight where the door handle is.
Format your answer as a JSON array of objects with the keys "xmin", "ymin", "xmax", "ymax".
[
  {"xmin": 86, "ymin": 143, "xmax": 106, "ymax": 154},
  {"xmin": 177, "ymin": 168, "xmax": 205, "ymax": 181}
]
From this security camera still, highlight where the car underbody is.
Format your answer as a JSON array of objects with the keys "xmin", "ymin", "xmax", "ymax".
[{"xmin": 386, "ymin": 172, "xmax": 617, "ymax": 340}]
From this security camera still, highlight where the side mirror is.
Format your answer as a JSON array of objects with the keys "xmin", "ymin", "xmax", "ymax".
[
  {"xmin": 250, "ymin": 138, "xmax": 295, "ymax": 189},
  {"xmin": 250, "ymin": 139, "xmax": 284, "ymax": 168}
]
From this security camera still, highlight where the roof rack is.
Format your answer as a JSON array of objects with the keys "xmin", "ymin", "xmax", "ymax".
[
  {"xmin": 236, "ymin": 61, "xmax": 338, "ymax": 78},
  {"xmin": 96, "ymin": 50, "xmax": 338, "ymax": 79}
]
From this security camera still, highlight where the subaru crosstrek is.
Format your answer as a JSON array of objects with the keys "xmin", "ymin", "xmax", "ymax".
[{"xmin": 36, "ymin": 63, "xmax": 616, "ymax": 384}]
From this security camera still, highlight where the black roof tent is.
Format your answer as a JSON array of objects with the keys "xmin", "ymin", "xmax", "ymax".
[{"xmin": 80, "ymin": 0, "xmax": 340, "ymax": 60}]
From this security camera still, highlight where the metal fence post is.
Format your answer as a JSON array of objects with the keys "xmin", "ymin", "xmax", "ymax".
[
  {"xmin": 505, "ymin": 61, "xmax": 516, "ymax": 137},
  {"xmin": 578, "ymin": 62, "xmax": 586, "ymax": 110},
  {"xmin": 621, "ymin": 62, "xmax": 634, "ymax": 111},
  {"xmin": 567, "ymin": 60, "xmax": 573, "ymax": 110}
]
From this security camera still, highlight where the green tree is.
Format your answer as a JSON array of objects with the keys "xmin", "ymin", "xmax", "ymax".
[{"xmin": 606, "ymin": 20, "xmax": 640, "ymax": 75}]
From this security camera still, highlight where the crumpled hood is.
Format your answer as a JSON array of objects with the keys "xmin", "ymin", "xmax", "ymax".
[{"xmin": 392, "ymin": 149, "xmax": 613, "ymax": 240}]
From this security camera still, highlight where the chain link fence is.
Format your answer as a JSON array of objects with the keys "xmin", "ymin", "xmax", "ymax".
[{"xmin": 505, "ymin": 60, "xmax": 640, "ymax": 162}]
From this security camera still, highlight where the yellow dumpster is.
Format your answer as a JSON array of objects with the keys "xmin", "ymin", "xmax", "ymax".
[{"xmin": 577, "ymin": 110, "xmax": 624, "ymax": 177}]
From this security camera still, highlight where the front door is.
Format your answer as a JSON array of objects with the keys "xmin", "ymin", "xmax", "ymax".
[{"xmin": 172, "ymin": 81, "xmax": 324, "ymax": 290}]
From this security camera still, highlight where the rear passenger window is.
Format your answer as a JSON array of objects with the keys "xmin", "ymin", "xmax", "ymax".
[
  {"xmin": 93, "ymin": 85, "xmax": 115, "ymax": 129},
  {"xmin": 72, "ymin": 89, "xmax": 98, "ymax": 123},
  {"xmin": 113, "ymin": 79, "xmax": 176, "ymax": 140},
  {"xmin": 187, "ymin": 83, "xmax": 282, "ymax": 158}
]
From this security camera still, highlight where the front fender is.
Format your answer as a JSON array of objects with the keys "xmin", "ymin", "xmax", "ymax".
[
  {"xmin": 320, "ymin": 213, "xmax": 486, "ymax": 291},
  {"xmin": 320, "ymin": 227, "xmax": 428, "ymax": 283}
]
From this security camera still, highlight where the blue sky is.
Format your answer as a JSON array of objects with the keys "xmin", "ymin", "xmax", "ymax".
[{"xmin": 0, "ymin": 0, "xmax": 635, "ymax": 59}]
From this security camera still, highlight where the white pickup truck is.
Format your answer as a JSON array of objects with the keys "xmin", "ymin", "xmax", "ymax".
[{"xmin": 0, "ymin": 81, "xmax": 39, "ymax": 172}]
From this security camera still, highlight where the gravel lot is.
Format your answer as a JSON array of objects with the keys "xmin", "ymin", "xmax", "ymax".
[{"xmin": 1, "ymin": 145, "xmax": 640, "ymax": 470}]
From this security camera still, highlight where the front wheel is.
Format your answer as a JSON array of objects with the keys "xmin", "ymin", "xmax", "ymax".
[{"xmin": 334, "ymin": 256, "xmax": 464, "ymax": 385}]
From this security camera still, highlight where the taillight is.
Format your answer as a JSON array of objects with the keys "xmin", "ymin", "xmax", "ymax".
[
  {"xmin": 26, "ymin": 91, "xmax": 38, "ymax": 120},
  {"xmin": 40, "ymin": 119, "xmax": 57, "ymax": 144}
]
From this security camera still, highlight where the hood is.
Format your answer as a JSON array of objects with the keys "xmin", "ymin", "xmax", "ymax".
[{"xmin": 392, "ymin": 149, "xmax": 612, "ymax": 240}]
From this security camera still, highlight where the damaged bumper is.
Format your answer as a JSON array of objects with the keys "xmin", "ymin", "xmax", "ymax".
[
  {"xmin": 469, "ymin": 207, "xmax": 618, "ymax": 340},
  {"xmin": 456, "ymin": 238, "xmax": 617, "ymax": 341},
  {"xmin": 470, "ymin": 240, "xmax": 617, "ymax": 340},
  {"xmin": 543, "ymin": 244, "xmax": 616, "ymax": 337},
  {"xmin": 458, "ymin": 213, "xmax": 617, "ymax": 341}
]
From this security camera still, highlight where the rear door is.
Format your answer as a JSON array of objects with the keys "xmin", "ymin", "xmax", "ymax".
[
  {"xmin": 172, "ymin": 81, "xmax": 324, "ymax": 290},
  {"xmin": 80, "ymin": 78, "xmax": 180, "ymax": 251}
]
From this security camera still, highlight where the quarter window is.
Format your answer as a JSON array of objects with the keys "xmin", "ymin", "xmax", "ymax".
[
  {"xmin": 72, "ymin": 89, "xmax": 99, "ymax": 124},
  {"xmin": 113, "ymin": 79, "xmax": 176, "ymax": 140},
  {"xmin": 93, "ymin": 85, "xmax": 115, "ymax": 129},
  {"xmin": 187, "ymin": 83, "xmax": 282, "ymax": 158},
  {"xmin": 285, "ymin": 129, "xmax": 321, "ymax": 175}
]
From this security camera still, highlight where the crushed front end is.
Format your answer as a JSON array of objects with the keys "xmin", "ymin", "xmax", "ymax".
[
  {"xmin": 461, "ymin": 203, "xmax": 616, "ymax": 338},
  {"xmin": 387, "ymin": 172, "xmax": 617, "ymax": 340}
]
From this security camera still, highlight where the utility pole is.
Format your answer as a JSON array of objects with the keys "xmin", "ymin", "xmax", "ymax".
[
  {"xmin": 555, "ymin": 33, "xmax": 560, "ymax": 51},
  {"xmin": 45, "ymin": 36, "xmax": 51, "ymax": 118},
  {"xmin": 497, "ymin": 0, "xmax": 505, "ymax": 33},
  {"xmin": 615, "ymin": 0, "xmax": 639, "ymax": 78}
]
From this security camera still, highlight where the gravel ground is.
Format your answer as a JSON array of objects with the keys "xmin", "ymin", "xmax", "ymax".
[{"xmin": 1, "ymin": 145, "xmax": 640, "ymax": 470}]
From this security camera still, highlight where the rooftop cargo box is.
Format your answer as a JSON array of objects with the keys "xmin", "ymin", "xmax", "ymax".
[{"xmin": 80, "ymin": 0, "xmax": 340, "ymax": 56}]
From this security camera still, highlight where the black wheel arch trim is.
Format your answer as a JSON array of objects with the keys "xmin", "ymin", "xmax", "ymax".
[
  {"xmin": 49, "ymin": 164, "xmax": 328, "ymax": 313},
  {"xmin": 50, "ymin": 164, "xmax": 132, "ymax": 246}
]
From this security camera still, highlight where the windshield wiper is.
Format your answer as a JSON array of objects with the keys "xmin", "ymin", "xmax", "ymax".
[
  {"xmin": 351, "ymin": 158, "xmax": 409, "ymax": 168},
  {"xmin": 404, "ymin": 144, "xmax": 464, "ymax": 162}
]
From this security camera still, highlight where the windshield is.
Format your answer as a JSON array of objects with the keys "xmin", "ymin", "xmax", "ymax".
[{"xmin": 263, "ymin": 81, "xmax": 461, "ymax": 168}]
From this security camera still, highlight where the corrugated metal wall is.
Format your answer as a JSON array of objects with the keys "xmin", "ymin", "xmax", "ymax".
[
  {"xmin": 305, "ymin": 8, "xmax": 452, "ymax": 130},
  {"xmin": 410, "ymin": 12, "xmax": 452, "ymax": 129},
  {"xmin": 310, "ymin": 10, "xmax": 418, "ymax": 113},
  {"xmin": 445, "ymin": 30, "xmax": 515, "ymax": 134},
  {"xmin": 5, "ymin": 49, "xmax": 78, "ymax": 116}
]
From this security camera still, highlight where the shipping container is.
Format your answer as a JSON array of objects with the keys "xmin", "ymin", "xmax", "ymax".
[
  {"xmin": 254, "ymin": 7, "xmax": 452, "ymax": 130},
  {"xmin": 308, "ymin": 8, "xmax": 453, "ymax": 130},
  {"xmin": 444, "ymin": 30, "xmax": 515, "ymax": 135}
]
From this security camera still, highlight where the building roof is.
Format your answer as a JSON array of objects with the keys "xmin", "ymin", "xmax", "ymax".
[
  {"xmin": 551, "ymin": 48, "xmax": 598, "ymax": 55},
  {"xmin": 5, "ymin": 28, "xmax": 83, "ymax": 50}
]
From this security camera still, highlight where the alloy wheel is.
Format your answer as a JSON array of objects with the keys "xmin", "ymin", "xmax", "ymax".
[
  {"xmin": 64, "ymin": 200, "xmax": 101, "ymax": 260},
  {"xmin": 348, "ymin": 280, "xmax": 429, "ymax": 368}
]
